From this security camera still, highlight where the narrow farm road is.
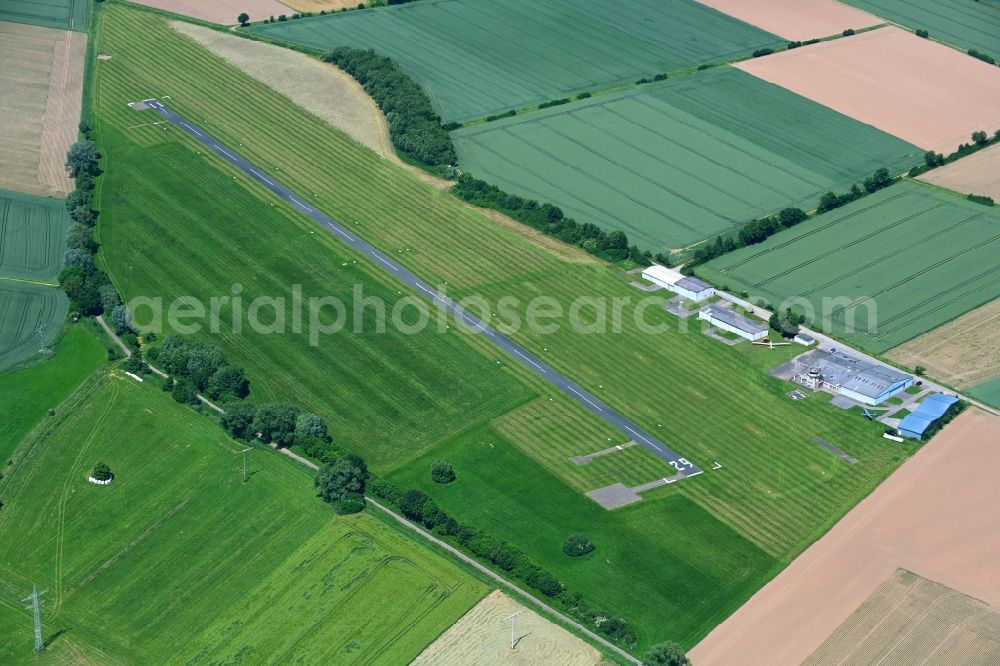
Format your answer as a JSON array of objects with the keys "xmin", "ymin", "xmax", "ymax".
[{"xmin": 142, "ymin": 98, "xmax": 701, "ymax": 476}]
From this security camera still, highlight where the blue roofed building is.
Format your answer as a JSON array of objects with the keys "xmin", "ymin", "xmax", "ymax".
[{"xmin": 898, "ymin": 393, "xmax": 962, "ymax": 440}]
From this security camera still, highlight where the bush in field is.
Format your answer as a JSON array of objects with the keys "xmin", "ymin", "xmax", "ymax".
[
  {"xmin": 562, "ymin": 533, "xmax": 594, "ymax": 557},
  {"xmin": 430, "ymin": 459, "xmax": 456, "ymax": 484},
  {"xmin": 915, "ymin": 29, "xmax": 929, "ymax": 38},
  {"xmin": 92, "ymin": 462, "xmax": 113, "ymax": 481}
]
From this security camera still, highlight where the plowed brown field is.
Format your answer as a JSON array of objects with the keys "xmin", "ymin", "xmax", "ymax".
[
  {"xmin": 692, "ymin": 409, "xmax": 1000, "ymax": 666},
  {"xmin": 695, "ymin": 0, "xmax": 881, "ymax": 40},
  {"xmin": 919, "ymin": 142, "xmax": 1000, "ymax": 201},
  {"xmin": 735, "ymin": 27, "xmax": 1000, "ymax": 154},
  {"xmin": 128, "ymin": 0, "xmax": 291, "ymax": 24}
]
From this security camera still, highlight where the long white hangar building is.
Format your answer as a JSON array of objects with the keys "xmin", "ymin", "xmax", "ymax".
[{"xmin": 641, "ymin": 265, "xmax": 715, "ymax": 301}]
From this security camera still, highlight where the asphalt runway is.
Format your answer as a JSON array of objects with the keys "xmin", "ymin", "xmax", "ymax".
[{"xmin": 142, "ymin": 99, "xmax": 701, "ymax": 477}]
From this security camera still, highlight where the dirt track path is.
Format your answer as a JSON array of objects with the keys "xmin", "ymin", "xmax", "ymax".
[{"xmin": 691, "ymin": 408, "xmax": 1000, "ymax": 665}]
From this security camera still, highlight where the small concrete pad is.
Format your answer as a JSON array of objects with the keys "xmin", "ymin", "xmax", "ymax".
[
  {"xmin": 571, "ymin": 440, "xmax": 636, "ymax": 465},
  {"xmin": 814, "ymin": 436, "xmax": 859, "ymax": 464},
  {"xmin": 631, "ymin": 472, "xmax": 685, "ymax": 493},
  {"xmin": 586, "ymin": 483, "xmax": 642, "ymax": 509},
  {"xmin": 630, "ymin": 280, "xmax": 663, "ymax": 292},
  {"xmin": 129, "ymin": 100, "xmax": 151, "ymax": 111}
]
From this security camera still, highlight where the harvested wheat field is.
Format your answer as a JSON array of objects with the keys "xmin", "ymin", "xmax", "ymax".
[
  {"xmin": 695, "ymin": 0, "xmax": 881, "ymax": 41},
  {"xmin": 128, "ymin": 0, "xmax": 290, "ymax": 24},
  {"xmin": 919, "ymin": 142, "xmax": 1000, "ymax": 202},
  {"xmin": 410, "ymin": 590, "xmax": 601, "ymax": 666},
  {"xmin": 0, "ymin": 21, "xmax": 85, "ymax": 197},
  {"xmin": 805, "ymin": 569, "xmax": 1000, "ymax": 665},
  {"xmin": 279, "ymin": 0, "xmax": 363, "ymax": 12},
  {"xmin": 171, "ymin": 21, "xmax": 385, "ymax": 154},
  {"xmin": 735, "ymin": 26, "xmax": 1000, "ymax": 154},
  {"xmin": 889, "ymin": 298, "xmax": 1000, "ymax": 389},
  {"xmin": 692, "ymin": 408, "xmax": 1000, "ymax": 666}
]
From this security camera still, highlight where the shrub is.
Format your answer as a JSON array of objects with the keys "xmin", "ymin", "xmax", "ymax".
[
  {"xmin": 431, "ymin": 459, "xmax": 456, "ymax": 484},
  {"xmin": 220, "ymin": 402, "xmax": 257, "ymax": 439},
  {"xmin": 642, "ymin": 641, "xmax": 690, "ymax": 666},
  {"xmin": 752, "ymin": 48, "xmax": 773, "ymax": 57},
  {"xmin": 842, "ymin": 28, "xmax": 855, "ymax": 36},
  {"xmin": 968, "ymin": 194, "xmax": 995, "ymax": 206},
  {"xmin": 653, "ymin": 72, "xmax": 668, "ymax": 81},
  {"xmin": 915, "ymin": 29, "xmax": 929, "ymax": 38},
  {"xmin": 563, "ymin": 533, "xmax": 595, "ymax": 557},
  {"xmin": 968, "ymin": 49, "xmax": 996, "ymax": 65},
  {"xmin": 576, "ymin": 92, "xmax": 592, "ymax": 100},
  {"xmin": 335, "ymin": 492, "xmax": 366, "ymax": 514}
]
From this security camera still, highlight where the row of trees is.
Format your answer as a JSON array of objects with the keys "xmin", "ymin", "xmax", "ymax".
[
  {"xmin": 147, "ymin": 335, "xmax": 250, "ymax": 405},
  {"xmin": 913, "ymin": 129, "xmax": 1000, "ymax": 177},
  {"xmin": 58, "ymin": 139, "xmax": 131, "ymax": 335},
  {"xmin": 686, "ymin": 166, "xmax": 897, "ymax": 270},
  {"xmin": 323, "ymin": 47, "xmax": 456, "ymax": 172},
  {"xmin": 367, "ymin": 477, "xmax": 638, "ymax": 646},
  {"xmin": 686, "ymin": 206, "xmax": 806, "ymax": 268},
  {"xmin": 452, "ymin": 174, "xmax": 663, "ymax": 265}
]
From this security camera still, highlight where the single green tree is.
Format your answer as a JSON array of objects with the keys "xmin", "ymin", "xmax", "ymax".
[
  {"xmin": 65, "ymin": 140, "xmax": 101, "ymax": 178},
  {"xmin": 642, "ymin": 641, "xmax": 690, "ymax": 666},
  {"xmin": 431, "ymin": 459, "xmax": 456, "ymax": 484},
  {"xmin": 315, "ymin": 455, "xmax": 368, "ymax": 504},
  {"xmin": 220, "ymin": 402, "xmax": 257, "ymax": 439},
  {"xmin": 251, "ymin": 403, "xmax": 299, "ymax": 447},
  {"xmin": 237, "ymin": 12, "xmax": 250, "ymax": 25},
  {"xmin": 92, "ymin": 462, "xmax": 113, "ymax": 481}
]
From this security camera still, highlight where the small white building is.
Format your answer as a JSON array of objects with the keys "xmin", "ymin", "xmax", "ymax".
[
  {"xmin": 641, "ymin": 264, "xmax": 715, "ymax": 302},
  {"xmin": 794, "ymin": 332, "xmax": 816, "ymax": 346},
  {"xmin": 698, "ymin": 304, "xmax": 768, "ymax": 341}
]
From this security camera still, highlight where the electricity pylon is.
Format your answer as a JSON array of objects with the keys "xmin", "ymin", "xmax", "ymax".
[{"xmin": 21, "ymin": 584, "xmax": 47, "ymax": 653}]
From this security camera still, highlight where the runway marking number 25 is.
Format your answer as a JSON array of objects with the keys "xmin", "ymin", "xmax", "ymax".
[{"xmin": 669, "ymin": 458, "xmax": 694, "ymax": 472}]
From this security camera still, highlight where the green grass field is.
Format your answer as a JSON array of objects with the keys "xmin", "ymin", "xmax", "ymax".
[
  {"xmin": 0, "ymin": 281, "xmax": 68, "ymax": 372},
  {"xmin": 389, "ymin": 424, "xmax": 778, "ymax": 649},
  {"xmin": 970, "ymin": 377, "xmax": 1000, "ymax": 409},
  {"xmin": 0, "ymin": 189, "xmax": 72, "ymax": 371},
  {"xmin": 0, "ymin": 189, "xmax": 71, "ymax": 283},
  {"xmin": 0, "ymin": 325, "xmax": 104, "ymax": 462},
  {"xmin": 91, "ymin": 4, "xmax": 919, "ymax": 649},
  {"xmin": 0, "ymin": 371, "xmax": 486, "ymax": 663},
  {"xmin": 0, "ymin": 0, "xmax": 88, "ymax": 31},
  {"xmin": 843, "ymin": 0, "xmax": 1000, "ymax": 55},
  {"xmin": 246, "ymin": 0, "xmax": 781, "ymax": 122},
  {"xmin": 699, "ymin": 181, "xmax": 1000, "ymax": 353},
  {"xmin": 454, "ymin": 67, "xmax": 922, "ymax": 250},
  {"xmin": 96, "ymin": 131, "xmax": 529, "ymax": 472}
]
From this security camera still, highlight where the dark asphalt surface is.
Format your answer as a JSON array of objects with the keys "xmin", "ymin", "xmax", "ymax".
[{"xmin": 143, "ymin": 99, "xmax": 701, "ymax": 477}]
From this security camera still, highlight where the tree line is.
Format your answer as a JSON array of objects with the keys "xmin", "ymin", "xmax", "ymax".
[
  {"xmin": 58, "ymin": 137, "xmax": 131, "ymax": 339},
  {"xmin": 322, "ymin": 47, "xmax": 456, "ymax": 173},
  {"xmin": 685, "ymin": 166, "xmax": 898, "ymax": 270},
  {"xmin": 911, "ymin": 129, "xmax": 1000, "ymax": 178},
  {"xmin": 452, "ymin": 174, "xmax": 666, "ymax": 266}
]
